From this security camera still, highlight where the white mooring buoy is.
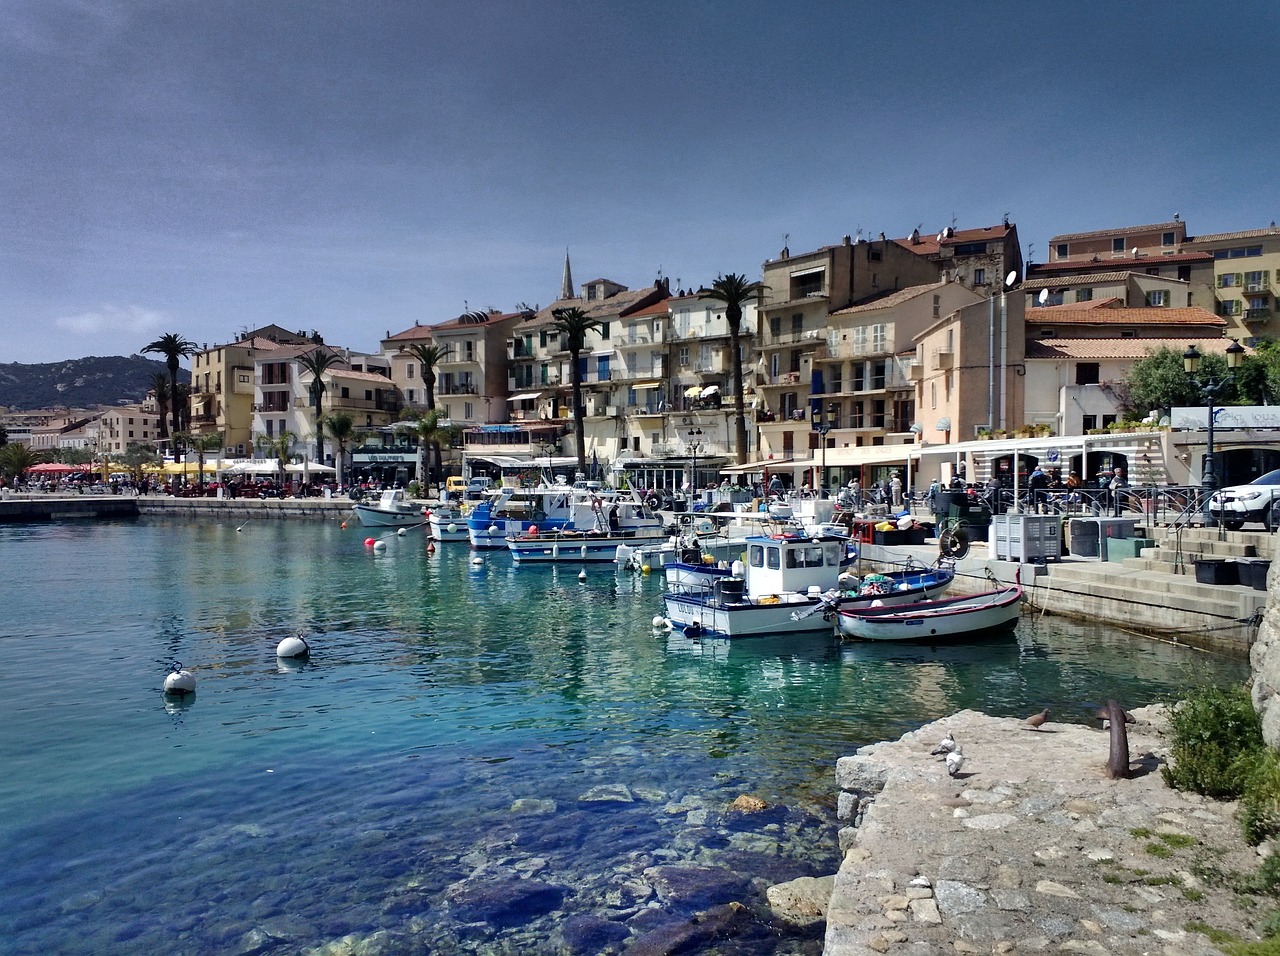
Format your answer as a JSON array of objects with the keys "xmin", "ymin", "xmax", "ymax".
[
  {"xmin": 276, "ymin": 630, "xmax": 311, "ymax": 659},
  {"xmin": 163, "ymin": 662, "xmax": 196, "ymax": 696}
]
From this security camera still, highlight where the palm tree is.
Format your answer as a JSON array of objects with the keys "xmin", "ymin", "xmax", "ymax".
[
  {"xmin": 700, "ymin": 274, "xmax": 763, "ymax": 465},
  {"xmin": 297, "ymin": 348, "xmax": 343, "ymax": 467},
  {"xmin": 0, "ymin": 442, "xmax": 43, "ymax": 484},
  {"xmin": 322, "ymin": 413, "xmax": 363, "ymax": 487},
  {"xmin": 550, "ymin": 306, "xmax": 602, "ymax": 475},
  {"xmin": 142, "ymin": 333, "xmax": 197, "ymax": 439},
  {"xmin": 406, "ymin": 343, "xmax": 451, "ymax": 411},
  {"xmin": 404, "ymin": 409, "xmax": 461, "ymax": 490},
  {"xmin": 175, "ymin": 431, "xmax": 225, "ymax": 490},
  {"xmin": 151, "ymin": 373, "xmax": 171, "ymax": 441},
  {"xmin": 255, "ymin": 430, "xmax": 297, "ymax": 486}
]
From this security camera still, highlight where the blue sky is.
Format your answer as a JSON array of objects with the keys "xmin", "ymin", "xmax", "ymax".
[{"xmin": 3, "ymin": 0, "xmax": 1278, "ymax": 364}]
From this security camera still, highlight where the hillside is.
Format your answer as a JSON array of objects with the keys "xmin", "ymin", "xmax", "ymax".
[{"xmin": 0, "ymin": 355, "xmax": 190, "ymax": 411}]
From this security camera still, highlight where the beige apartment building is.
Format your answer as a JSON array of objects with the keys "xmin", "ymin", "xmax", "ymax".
[{"xmin": 1185, "ymin": 225, "xmax": 1280, "ymax": 344}]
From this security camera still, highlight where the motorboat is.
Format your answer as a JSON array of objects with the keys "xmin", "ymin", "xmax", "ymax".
[
  {"xmin": 426, "ymin": 501, "xmax": 470, "ymax": 542},
  {"xmin": 835, "ymin": 582, "xmax": 1024, "ymax": 642},
  {"xmin": 470, "ymin": 480, "xmax": 663, "ymax": 550},
  {"xmin": 508, "ymin": 525, "xmax": 669, "ymax": 563},
  {"xmin": 352, "ymin": 489, "xmax": 425, "ymax": 528},
  {"xmin": 661, "ymin": 530, "xmax": 849, "ymax": 639}
]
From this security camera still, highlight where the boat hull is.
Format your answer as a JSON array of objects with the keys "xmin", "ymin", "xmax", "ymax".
[
  {"xmin": 427, "ymin": 509, "xmax": 470, "ymax": 541},
  {"xmin": 662, "ymin": 590, "xmax": 834, "ymax": 638},
  {"xmin": 510, "ymin": 530, "xmax": 668, "ymax": 563},
  {"xmin": 836, "ymin": 585, "xmax": 1023, "ymax": 642},
  {"xmin": 353, "ymin": 504, "xmax": 424, "ymax": 528}
]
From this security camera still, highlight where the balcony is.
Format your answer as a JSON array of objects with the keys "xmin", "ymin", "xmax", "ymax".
[
  {"xmin": 439, "ymin": 383, "xmax": 478, "ymax": 395},
  {"xmin": 773, "ymin": 371, "xmax": 801, "ymax": 386},
  {"xmin": 931, "ymin": 348, "xmax": 954, "ymax": 370},
  {"xmin": 1245, "ymin": 283, "xmax": 1272, "ymax": 295},
  {"xmin": 1245, "ymin": 308, "xmax": 1273, "ymax": 322}
]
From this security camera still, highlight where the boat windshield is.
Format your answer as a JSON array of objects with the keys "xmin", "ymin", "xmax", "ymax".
[{"xmin": 785, "ymin": 545, "xmax": 827, "ymax": 569}]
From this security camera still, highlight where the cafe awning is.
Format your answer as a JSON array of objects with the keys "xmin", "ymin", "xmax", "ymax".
[
  {"xmin": 700, "ymin": 385, "xmax": 721, "ymax": 398},
  {"xmin": 507, "ymin": 392, "xmax": 543, "ymax": 402},
  {"xmin": 683, "ymin": 385, "xmax": 702, "ymax": 397},
  {"xmin": 630, "ymin": 381, "xmax": 661, "ymax": 390}
]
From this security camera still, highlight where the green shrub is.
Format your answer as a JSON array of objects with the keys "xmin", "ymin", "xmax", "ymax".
[
  {"xmin": 1242, "ymin": 750, "xmax": 1280, "ymax": 846},
  {"xmin": 1162, "ymin": 684, "xmax": 1264, "ymax": 799}
]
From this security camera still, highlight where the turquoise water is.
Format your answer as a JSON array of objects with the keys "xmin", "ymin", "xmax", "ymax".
[{"xmin": 0, "ymin": 519, "xmax": 1249, "ymax": 955}]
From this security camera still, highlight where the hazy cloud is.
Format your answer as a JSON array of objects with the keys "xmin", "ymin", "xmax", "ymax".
[{"xmin": 54, "ymin": 305, "xmax": 168, "ymax": 337}]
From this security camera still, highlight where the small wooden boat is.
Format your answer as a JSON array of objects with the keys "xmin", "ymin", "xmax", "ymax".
[
  {"xmin": 353, "ymin": 489, "xmax": 425, "ymax": 528},
  {"xmin": 835, "ymin": 583, "xmax": 1023, "ymax": 642}
]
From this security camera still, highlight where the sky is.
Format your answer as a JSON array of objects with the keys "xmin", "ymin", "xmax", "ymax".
[{"xmin": 3, "ymin": 0, "xmax": 1279, "ymax": 365}]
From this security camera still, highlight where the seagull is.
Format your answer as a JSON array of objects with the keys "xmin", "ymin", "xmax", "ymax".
[
  {"xmin": 946, "ymin": 749, "xmax": 966, "ymax": 777},
  {"xmin": 930, "ymin": 731, "xmax": 957, "ymax": 757},
  {"xmin": 1025, "ymin": 708, "xmax": 1049, "ymax": 731}
]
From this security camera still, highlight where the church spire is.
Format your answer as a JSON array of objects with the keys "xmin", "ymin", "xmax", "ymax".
[{"xmin": 561, "ymin": 248, "xmax": 574, "ymax": 301}]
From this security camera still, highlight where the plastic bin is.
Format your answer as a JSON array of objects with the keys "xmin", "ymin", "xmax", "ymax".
[
  {"xmin": 992, "ymin": 514, "xmax": 1062, "ymax": 562},
  {"xmin": 1238, "ymin": 558, "xmax": 1272, "ymax": 591},
  {"xmin": 1067, "ymin": 517, "xmax": 1139, "ymax": 561},
  {"xmin": 934, "ymin": 490, "xmax": 992, "ymax": 530},
  {"xmin": 1193, "ymin": 558, "xmax": 1238, "ymax": 586}
]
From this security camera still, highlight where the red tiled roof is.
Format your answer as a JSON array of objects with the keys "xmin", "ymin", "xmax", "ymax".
[
  {"xmin": 1026, "ymin": 335, "xmax": 1230, "ymax": 361},
  {"xmin": 1028, "ymin": 252, "xmax": 1213, "ymax": 275},
  {"xmin": 1188, "ymin": 226, "xmax": 1280, "ymax": 244},
  {"xmin": 1027, "ymin": 305, "xmax": 1223, "ymax": 327},
  {"xmin": 628, "ymin": 299, "xmax": 673, "ymax": 318},
  {"xmin": 1021, "ymin": 272, "xmax": 1160, "ymax": 290},
  {"xmin": 1048, "ymin": 221, "xmax": 1182, "ymax": 243},
  {"xmin": 331, "ymin": 368, "xmax": 394, "ymax": 384},
  {"xmin": 829, "ymin": 280, "xmax": 951, "ymax": 316},
  {"xmin": 384, "ymin": 325, "xmax": 436, "ymax": 342},
  {"xmin": 893, "ymin": 223, "xmax": 1014, "ymax": 258}
]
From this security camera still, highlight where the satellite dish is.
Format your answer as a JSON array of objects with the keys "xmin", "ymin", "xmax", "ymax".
[
  {"xmin": 1131, "ymin": 247, "xmax": 1139, "ymax": 257},
  {"xmin": 1038, "ymin": 289, "xmax": 1049, "ymax": 305},
  {"xmin": 1005, "ymin": 270, "xmax": 1018, "ymax": 288}
]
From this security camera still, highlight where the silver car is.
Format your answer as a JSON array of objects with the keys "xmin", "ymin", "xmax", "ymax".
[{"xmin": 1208, "ymin": 468, "xmax": 1280, "ymax": 531}]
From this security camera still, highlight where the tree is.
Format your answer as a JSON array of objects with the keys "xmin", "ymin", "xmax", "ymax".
[
  {"xmin": 120, "ymin": 444, "xmax": 161, "ymax": 481},
  {"xmin": 700, "ymin": 274, "xmax": 762, "ymax": 465},
  {"xmin": 406, "ymin": 343, "xmax": 451, "ymax": 411},
  {"xmin": 175, "ymin": 431, "xmax": 225, "ymax": 490},
  {"xmin": 549, "ymin": 306, "xmax": 602, "ymax": 475},
  {"xmin": 255, "ymin": 430, "xmax": 297, "ymax": 486},
  {"xmin": 142, "ymin": 333, "xmax": 197, "ymax": 439},
  {"xmin": 403, "ymin": 409, "xmax": 461, "ymax": 489},
  {"xmin": 1120, "ymin": 347, "xmax": 1237, "ymax": 419},
  {"xmin": 0, "ymin": 442, "xmax": 43, "ymax": 484},
  {"xmin": 151, "ymin": 373, "xmax": 171, "ymax": 441},
  {"xmin": 322, "ymin": 412, "xmax": 363, "ymax": 486},
  {"xmin": 297, "ymin": 348, "xmax": 343, "ymax": 467}
]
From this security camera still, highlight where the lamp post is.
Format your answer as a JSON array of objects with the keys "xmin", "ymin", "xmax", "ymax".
[
  {"xmin": 687, "ymin": 427, "xmax": 703, "ymax": 499},
  {"xmin": 813, "ymin": 402, "xmax": 836, "ymax": 494},
  {"xmin": 1183, "ymin": 340, "xmax": 1245, "ymax": 493}
]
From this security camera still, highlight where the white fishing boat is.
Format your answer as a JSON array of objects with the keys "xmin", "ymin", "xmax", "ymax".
[
  {"xmin": 835, "ymin": 583, "xmax": 1024, "ymax": 642},
  {"xmin": 426, "ymin": 501, "xmax": 470, "ymax": 542},
  {"xmin": 661, "ymin": 531, "xmax": 849, "ymax": 639},
  {"xmin": 508, "ymin": 525, "xmax": 669, "ymax": 563},
  {"xmin": 353, "ymin": 489, "xmax": 425, "ymax": 528}
]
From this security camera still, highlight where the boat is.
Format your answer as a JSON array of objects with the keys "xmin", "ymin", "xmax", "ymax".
[
  {"xmin": 834, "ymin": 582, "xmax": 1024, "ymax": 642},
  {"xmin": 661, "ymin": 530, "xmax": 850, "ymax": 639},
  {"xmin": 470, "ymin": 480, "xmax": 663, "ymax": 550},
  {"xmin": 426, "ymin": 501, "xmax": 470, "ymax": 542},
  {"xmin": 508, "ymin": 526, "xmax": 669, "ymax": 563},
  {"xmin": 352, "ymin": 489, "xmax": 426, "ymax": 528}
]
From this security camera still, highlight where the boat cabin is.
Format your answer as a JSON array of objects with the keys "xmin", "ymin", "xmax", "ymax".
[{"xmin": 742, "ymin": 533, "xmax": 845, "ymax": 597}]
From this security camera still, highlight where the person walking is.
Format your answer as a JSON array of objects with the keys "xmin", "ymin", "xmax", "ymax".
[{"xmin": 1109, "ymin": 467, "xmax": 1126, "ymax": 517}]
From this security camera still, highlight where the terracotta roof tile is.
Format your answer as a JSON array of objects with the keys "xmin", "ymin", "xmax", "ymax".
[
  {"xmin": 628, "ymin": 299, "xmax": 672, "ymax": 318},
  {"xmin": 1028, "ymin": 252, "xmax": 1212, "ymax": 275},
  {"xmin": 384, "ymin": 325, "xmax": 436, "ymax": 342},
  {"xmin": 829, "ymin": 280, "xmax": 951, "ymax": 316},
  {"xmin": 893, "ymin": 223, "xmax": 1014, "ymax": 258},
  {"xmin": 1026, "ymin": 336, "xmax": 1231, "ymax": 361},
  {"xmin": 1027, "ymin": 305, "xmax": 1223, "ymax": 327},
  {"xmin": 1022, "ymin": 272, "xmax": 1148, "ymax": 290},
  {"xmin": 1188, "ymin": 226, "xmax": 1280, "ymax": 243},
  {"xmin": 331, "ymin": 368, "xmax": 394, "ymax": 384},
  {"xmin": 1049, "ymin": 221, "xmax": 1182, "ymax": 243}
]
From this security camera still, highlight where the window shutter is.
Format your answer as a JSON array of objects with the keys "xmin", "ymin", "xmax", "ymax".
[
  {"xmin": 1144, "ymin": 292, "xmax": 1152, "ymax": 306},
  {"xmin": 1265, "ymin": 272, "xmax": 1272, "ymax": 290},
  {"xmin": 1217, "ymin": 273, "xmax": 1224, "ymax": 289},
  {"xmin": 1236, "ymin": 300, "xmax": 1243, "ymax": 316},
  {"xmin": 1237, "ymin": 272, "xmax": 1245, "ymax": 287}
]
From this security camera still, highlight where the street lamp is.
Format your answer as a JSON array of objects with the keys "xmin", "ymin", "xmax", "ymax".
[
  {"xmin": 687, "ymin": 428, "xmax": 703, "ymax": 497},
  {"xmin": 813, "ymin": 402, "xmax": 837, "ymax": 494},
  {"xmin": 1183, "ymin": 340, "xmax": 1245, "ymax": 492}
]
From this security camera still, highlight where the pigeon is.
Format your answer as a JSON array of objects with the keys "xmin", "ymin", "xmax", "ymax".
[
  {"xmin": 1025, "ymin": 708, "xmax": 1049, "ymax": 731},
  {"xmin": 946, "ymin": 749, "xmax": 966, "ymax": 777},
  {"xmin": 930, "ymin": 731, "xmax": 957, "ymax": 757}
]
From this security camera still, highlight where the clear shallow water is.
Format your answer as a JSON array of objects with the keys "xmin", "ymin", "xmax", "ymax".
[{"xmin": 0, "ymin": 519, "xmax": 1249, "ymax": 955}]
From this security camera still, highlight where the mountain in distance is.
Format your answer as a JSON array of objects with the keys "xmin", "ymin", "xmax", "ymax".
[{"xmin": 0, "ymin": 355, "xmax": 191, "ymax": 411}]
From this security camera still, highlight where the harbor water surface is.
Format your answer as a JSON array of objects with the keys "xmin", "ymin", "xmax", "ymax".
[{"xmin": 0, "ymin": 519, "xmax": 1249, "ymax": 954}]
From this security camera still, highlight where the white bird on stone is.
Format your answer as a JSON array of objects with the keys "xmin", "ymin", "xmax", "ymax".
[
  {"xmin": 930, "ymin": 731, "xmax": 957, "ymax": 758},
  {"xmin": 946, "ymin": 748, "xmax": 966, "ymax": 778}
]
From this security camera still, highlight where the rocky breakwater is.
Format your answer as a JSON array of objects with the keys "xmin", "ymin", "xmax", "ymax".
[{"xmin": 826, "ymin": 708, "xmax": 1261, "ymax": 955}]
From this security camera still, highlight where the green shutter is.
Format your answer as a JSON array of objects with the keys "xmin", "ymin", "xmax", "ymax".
[
  {"xmin": 1265, "ymin": 272, "xmax": 1272, "ymax": 290},
  {"xmin": 1236, "ymin": 300, "xmax": 1244, "ymax": 316},
  {"xmin": 1217, "ymin": 273, "xmax": 1225, "ymax": 289},
  {"xmin": 1237, "ymin": 272, "xmax": 1246, "ymax": 287}
]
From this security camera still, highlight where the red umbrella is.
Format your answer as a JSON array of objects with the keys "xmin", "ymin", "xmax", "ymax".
[{"xmin": 29, "ymin": 462, "xmax": 79, "ymax": 473}]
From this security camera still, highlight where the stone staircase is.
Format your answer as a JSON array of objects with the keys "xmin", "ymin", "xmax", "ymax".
[{"xmin": 1025, "ymin": 525, "xmax": 1273, "ymax": 656}]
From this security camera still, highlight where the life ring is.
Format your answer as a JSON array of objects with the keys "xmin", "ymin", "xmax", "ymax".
[{"xmin": 645, "ymin": 494, "xmax": 661, "ymax": 510}]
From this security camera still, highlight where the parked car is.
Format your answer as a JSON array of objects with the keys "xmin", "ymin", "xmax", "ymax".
[{"xmin": 1208, "ymin": 469, "xmax": 1280, "ymax": 530}]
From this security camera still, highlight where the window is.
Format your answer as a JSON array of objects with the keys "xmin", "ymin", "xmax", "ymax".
[
  {"xmin": 852, "ymin": 401, "xmax": 864, "ymax": 428},
  {"xmin": 586, "ymin": 285, "xmax": 597, "ymax": 301},
  {"xmin": 790, "ymin": 270, "xmax": 825, "ymax": 298},
  {"xmin": 1112, "ymin": 238, "xmax": 1126, "ymax": 254},
  {"xmin": 871, "ymin": 399, "xmax": 885, "ymax": 428},
  {"xmin": 769, "ymin": 353, "xmax": 780, "ymax": 378},
  {"xmin": 1162, "ymin": 232, "xmax": 1175, "ymax": 246},
  {"xmin": 769, "ymin": 315, "xmax": 781, "ymax": 338},
  {"xmin": 933, "ymin": 294, "xmax": 941, "ymax": 318},
  {"xmin": 871, "ymin": 324, "xmax": 887, "ymax": 353},
  {"xmin": 852, "ymin": 363, "xmax": 865, "ymax": 391},
  {"xmin": 973, "ymin": 268, "xmax": 986, "ymax": 286},
  {"xmin": 1220, "ymin": 273, "xmax": 1239, "ymax": 288},
  {"xmin": 1146, "ymin": 290, "xmax": 1168, "ymax": 307},
  {"xmin": 407, "ymin": 363, "xmax": 415, "ymax": 379},
  {"xmin": 1178, "ymin": 266, "xmax": 1191, "ymax": 282},
  {"xmin": 870, "ymin": 361, "xmax": 886, "ymax": 389},
  {"xmin": 1082, "ymin": 414, "xmax": 1097, "ymax": 431},
  {"xmin": 1036, "ymin": 291, "xmax": 1064, "ymax": 307},
  {"xmin": 789, "ymin": 349, "xmax": 801, "ymax": 373},
  {"xmin": 341, "ymin": 387, "xmax": 350, "ymax": 398},
  {"xmin": 1102, "ymin": 414, "xmax": 1117, "ymax": 428},
  {"xmin": 930, "ymin": 381, "xmax": 937, "ymax": 409},
  {"xmin": 464, "ymin": 402, "xmax": 473, "ymax": 419},
  {"xmin": 1076, "ymin": 288, "xmax": 1093, "ymax": 303},
  {"xmin": 1246, "ymin": 271, "xmax": 1269, "ymax": 292},
  {"xmin": 1216, "ymin": 246, "xmax": 1264, "ymax": 259},
  {"xmin": 599, "ymin": 322, "xmax": 609, "ymax": 338},
  {"xmin": 790, "ymin": 313, "xmax": 803, "ymax": 335},
  {"xmin": 1076, "ymin": 363, "xmax": 1100, "ymax": 385},
  {"xmin": 1056, "ymin": 243, "xmax": 1068, "ymax": 259},
  {"xmin": 954, "ymin": 242, "xmax": 987, "ymax": 256}
]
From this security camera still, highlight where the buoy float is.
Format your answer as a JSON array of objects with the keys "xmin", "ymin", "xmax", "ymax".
[
  {"xmin": 446, "ymin": 522, "xmax": 458, "ymax": 533},
  {"xmin": 470, "ymin": 555, "xmax": 484, "ymax": 566},
  {"xmin": 364, "ymin": 537, "xmax": 376, "ymax": 547},
  {"xmin": 276, "ymin": 630, "xmax": 310, "ymax": 659},
  {"xmin": 396, "ymin": 528, "xmax": 407, "ymax": 537},
  {"xmin": 641, "ymin": 564, "xmax": 651, "ymax": 574},
  {"xmin": 651, "ymin": 616, "xmax": 672, "ymax": 631},
  {"xmin": 340, "ymin": 521, "xmax": 347, "ymax": 529},
  {"xmin": 373, "ymin": 540, "xmax": 387, "ymax": 551},
  {"xmin": 426, "ymin": 541, "xmax": 436, "ymax": 553},
  {"xmin": 578, "ymin": 569, "xmax": 587, "ymax": 583},
  {"xmin": 488, "ymin": 524, "xmax": 498, "ymax": 535},
  {"xmin": 163, "ymin": 662, "xmax": 196, "ymax": 696}
]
